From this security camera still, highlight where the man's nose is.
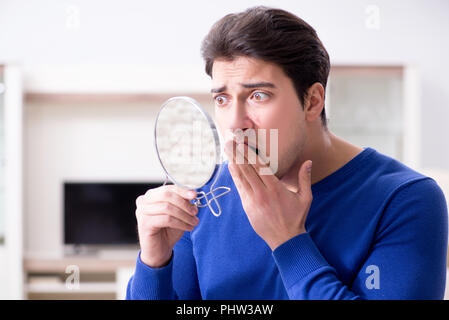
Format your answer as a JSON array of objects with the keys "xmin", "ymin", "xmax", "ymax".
[{"xmin": 228, "ymin": 101, "xmax": 254, "ymax": 131}]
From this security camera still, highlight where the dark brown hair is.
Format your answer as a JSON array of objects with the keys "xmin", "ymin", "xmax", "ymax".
[{"xmin": 201, "ymin": 6, "xmax": 330, "ymax": 126}]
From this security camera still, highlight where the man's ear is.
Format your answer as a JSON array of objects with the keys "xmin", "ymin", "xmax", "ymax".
[{"xmin": 304, "ymin": 82, "xmax": 325, "ymax": 122}]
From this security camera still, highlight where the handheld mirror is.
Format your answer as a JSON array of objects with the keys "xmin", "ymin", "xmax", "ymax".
[{"xmin": 154, "ymin": 96, "xmax": 231, "ymax": 217}]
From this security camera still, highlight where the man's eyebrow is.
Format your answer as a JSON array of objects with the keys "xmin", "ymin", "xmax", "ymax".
[
  {"xmin": 210, "ymin": 82, "xmax": 276, "ymax": 93},
  {"xmin": 211, "ymin": 86, "xmax": 226, "ymax": 94},
  {"xmin": 240, "ymin": 82, "xmax": 276, "ymax": 89}
]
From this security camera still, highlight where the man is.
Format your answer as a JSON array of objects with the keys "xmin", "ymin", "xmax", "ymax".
[{"xmin": 127, "ymin": 6, "xmax": 448, "ymax": 299}]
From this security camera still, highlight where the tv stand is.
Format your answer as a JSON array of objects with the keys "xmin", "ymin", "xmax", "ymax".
[
  {"xmin": 64, "ymin": 244, "xmax": 139, "ymax": 257},
  {"xmin": 70, "ymin": 244, "xmax": 95, "ymax": 256},
  {"xmin": 24, "ymin": 251, "xmax": 138, "ymax": 299}
]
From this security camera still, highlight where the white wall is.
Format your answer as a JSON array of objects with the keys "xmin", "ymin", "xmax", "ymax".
[{"xmin": 1, "ymin": 0, "xmax": 448, "ymax": 168}]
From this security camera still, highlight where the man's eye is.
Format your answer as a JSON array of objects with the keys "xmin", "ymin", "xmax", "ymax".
[
  {"xmin": 252, "ymin": 92, "xmax": 269, "ymax": 101},
  {"xmin": 214, "ymin": 95, "xmax": 228, "ymax": 106}
]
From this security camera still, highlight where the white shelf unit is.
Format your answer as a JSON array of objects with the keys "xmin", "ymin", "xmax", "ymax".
[
  {"xmin": 26, "ymin": 282, "xmax": 117, "ymax": 294},
  {"xmin": 326, "ymin": 65, "xmax": 421, "ymax": 169},
  {"xmin": 0, "ymin": 64, "xmax": 24, "ymax": 300},
  {"xmin": 24, "ymin": 256, "xmax": 135, "ymax": 300},
  {"xmin": 22, "ymin": 92, "xmax": 214, "ymax": 300}
]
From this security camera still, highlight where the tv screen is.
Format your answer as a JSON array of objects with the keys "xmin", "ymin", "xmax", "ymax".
[{"xmin": 64, "ymin": 182, "xmax": 161, "ymax": 245}]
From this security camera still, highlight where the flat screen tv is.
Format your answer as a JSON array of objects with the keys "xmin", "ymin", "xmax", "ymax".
[{"xmin": 64, "ymin": 182, "xmax": 162, "ymax": 245}]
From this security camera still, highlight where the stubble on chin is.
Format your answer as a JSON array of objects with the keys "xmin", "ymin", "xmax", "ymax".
[{"xmin": 275, "ymin": 135, "xmax": 306, "ymax": 181}]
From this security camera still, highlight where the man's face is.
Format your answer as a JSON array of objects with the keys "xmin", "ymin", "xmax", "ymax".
[{"xmin": 211, "ymin": 56, "xmax": 307, "ymax": 178}]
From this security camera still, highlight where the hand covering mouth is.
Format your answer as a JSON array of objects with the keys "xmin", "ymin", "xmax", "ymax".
[{"xmin": 245, "ymin": 142, "xmax": 259, "ymax": 155}]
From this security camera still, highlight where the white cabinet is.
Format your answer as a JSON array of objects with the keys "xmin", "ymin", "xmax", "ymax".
[
  {"xmin": 0, "ymin": 69, "xmax": 4, "ymax": 243},
  {"xmin": 24, "ymin": 256, "xmax": 136, "ymax": 300},
  {"xmin": 0, "ymin": 64, "xmax": 24, "ymax": 299},
  {"xmin": 327, "ymin": 66, "xmax": 420, "ymax": 169}
]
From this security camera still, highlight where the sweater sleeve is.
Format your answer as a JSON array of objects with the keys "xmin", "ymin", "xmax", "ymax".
[
  {"xmin": 272, "ymin": 178, "xmax": 448, "ymax": 300},
  {"xmin": 126, "ymin": 231, "xmax": 202, "ymax": 300}
]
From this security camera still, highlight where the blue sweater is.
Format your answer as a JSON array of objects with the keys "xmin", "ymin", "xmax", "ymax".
[{"xmin": 127, "ymin": 147, "xmax": 448, "ymax": 299}]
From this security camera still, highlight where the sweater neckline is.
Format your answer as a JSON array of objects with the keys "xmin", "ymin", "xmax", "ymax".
[{"xmin": 311, "ymin": 147, "xmax": 376, "ymax": 193}]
